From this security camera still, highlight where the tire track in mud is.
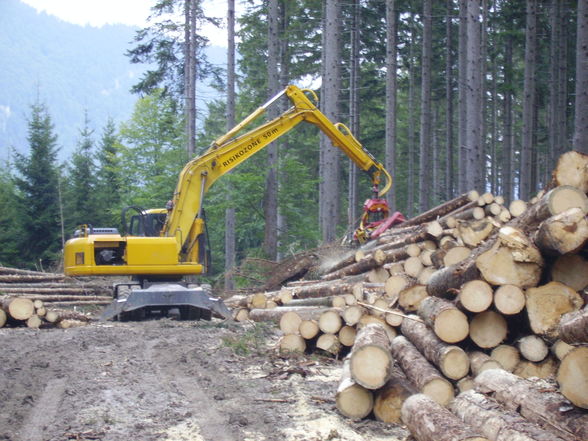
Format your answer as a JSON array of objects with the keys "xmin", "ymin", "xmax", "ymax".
[
  {"xmin": 18, "ymin": 378, "xmax": 66, "ymax": 441},
  {"xmin": 143, "ymin": 338, "xmax": 241, "ymax": 441}
]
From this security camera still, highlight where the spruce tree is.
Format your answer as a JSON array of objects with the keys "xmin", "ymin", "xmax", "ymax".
[
  {"xmin": 0, "ymin": 166, "xmax": 24, "ymax": 267},
  {"xmin": 13, "ymin": 101, "xmax": 61, "ymax": 268},
  {"xmin": 95, "ymin": 118, "xmax": 122, "ymax": 228}
]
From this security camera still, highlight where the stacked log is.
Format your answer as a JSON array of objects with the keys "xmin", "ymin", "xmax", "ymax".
[
  {"xmin": 0, "ymin": 266, "xmax": 105, "ymax": 329},
  {"xmin": 229, "ymin": 151, "xmax": 588, "ymax": 440}
]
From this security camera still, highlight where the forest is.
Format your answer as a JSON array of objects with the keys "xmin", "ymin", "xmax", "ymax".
[{"xmin": 1, "ymin": 0, "xmax": 587, "ymax": 291}]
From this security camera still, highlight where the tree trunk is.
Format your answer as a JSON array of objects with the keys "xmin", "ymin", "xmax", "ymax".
[
  {"xmin": 349, "ymin": 323, "xmax": 393, "ymax": 390},
  {"xmin": 458, "ymin": 279, "xmax": 493, "ymax": 313},
  {"xmin": 550, "ymin": 253, "xmax": 588, "ymax": 291},
  {"xmin": 450, "ymin": 390, "xmax": 566, "ymax": 441},
  {"xmin": 224, "ymin": 0, "xmax": 236, "ymax": 291},
  {"xmin": 2, "ymin": 297, "xmax": 35, "ymax": 320},
  {"xmin": 475, "ymin": 369, "xmax": 588, "ymax": 441},
  {"xmin": 248, "ymin": 306, "xmax": 333, "ymax": 323},
  {"xmin": 573, "ymin": 0, "xmax": 588, "ymax": 154},
  {"xmin": 518, "ymin": 335, "xmax": 549, "ymax": 362},
  {"xmin": 534, "ymin": 208, "xmax": 588, "ymax": 255},
  {"xmin": 494, "ymin": 284, "xmax": 526, "ymax": 315},
  {"xmin": 347, "ymin": 0, "xmax": 360, "ymax": 234},
  {"xmin": 400, "ymin": 314, "xmax": 469, "ymax": 380},
  {"xmin": 418, "ymin": 0, "xmax": 433, "ymax": 212},
  {"xmin": 469, "ymin": 310, "xmax": 508, "ymax": 349},
  {"xmin": 390, "ymin": 336, "xmax": 454, "ymax": 406},
  {"xmin": 549, "ymin": 150, "xmax": 588, "ymax": 192},
  {"xmin": 520, "ymin": 0, "xmax": 537, "ymax": 200},
  {"xmin": 336, "ymin": 357, "xmax": 374, "ymax": 420},
  {"xmin": 445, "ymin": 0, "xmax": 454, "ymax": 198},
  {"xmin": 319, "ymin": 0, "xmax": 341, "ymax": 242},
  {"xmin": 373, "ymin": 364, "xmax": 416, "ymax": 424},
  {"xmin": 401, "ymin": 394, "xmax": 489, "ymax": 441},
  {"xmin": 525, "ymin": 281, "xmax": 583, "ymax": 339},
  {"xmin": 558, "ymin": 306, "xmax": 588, "ymax": 344},
  {"xmin": 385, "ymin": 0, "xmax": 397, "ymax": 210},
  {"xmin": 490, "ymin": 344, "xmax": 520, "ymax": 372},
  {"xmin": 418, "ymin": 296, "xmax": 469, "ymax": 344},
  {"xmin": 457, "ymin": 0, "xmax": 468, "ymax": 194},
  {"xmin": 284, "ymin": 279, "xmax": 359, "ymax": 299},
  {"xmin": 557, "ymin": 347, "xmax": 588, "ymax": 409}
]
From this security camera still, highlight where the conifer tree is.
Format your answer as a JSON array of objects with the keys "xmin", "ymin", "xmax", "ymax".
[
  {"xmin": 0, "ymin": 166, "xmax": 23, "ymax": 267},
  {"xmin": 13, "ymin": 101, "xmax": 61, "ymax": 268},
  {"xmin": 95, "ymin": 118, "xmax": 122, "ymax": 227}
]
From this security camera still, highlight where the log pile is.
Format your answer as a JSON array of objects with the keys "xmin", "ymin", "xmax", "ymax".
[
  {"xmin": 228, "ymin": 150, "xmax": 588, "ymax": 440},
  {"xmin": 0, "ymin": 266, "xmax": 106, "ymax": 329}
]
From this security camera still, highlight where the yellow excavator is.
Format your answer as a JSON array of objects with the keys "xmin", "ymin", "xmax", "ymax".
[{"xmin": 63, "ymin": 85, "xmax": 393, "ymax": 320}]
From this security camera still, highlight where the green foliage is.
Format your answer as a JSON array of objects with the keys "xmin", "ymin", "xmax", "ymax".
[
  {"xmin": 118, "ymin": 90, "xmax": 185, "ymax": 210},
  {"xmin": 0, "ymin": 165, "xmax": 24, "ymax": 267},
  {"xmin": 13, "ymin": 101, "xmax": 62, "ymax": 268},
  {"xmin": 95, "ymin": 118, "xmax": 124, "ymax": 227},
  {"xmin": 221, "ymin": 322, "xmax": 272, "ymax": 356}
]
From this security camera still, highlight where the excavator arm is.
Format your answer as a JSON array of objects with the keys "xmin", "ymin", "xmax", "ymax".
[{"xmin": 162, "ymin": 84, "xmax": 392, "ymax": 261}]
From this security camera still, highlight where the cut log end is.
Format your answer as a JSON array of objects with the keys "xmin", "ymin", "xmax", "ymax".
[{"xmin": 557, "ymin": 347, "xmax": 588, "ymax": 409}]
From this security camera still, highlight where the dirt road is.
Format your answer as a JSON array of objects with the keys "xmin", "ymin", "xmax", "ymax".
[{"xmin": 0, "ymin": 319, "xmax": 408, "ymax": 441}]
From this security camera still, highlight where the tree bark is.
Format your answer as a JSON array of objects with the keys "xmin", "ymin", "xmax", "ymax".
[
  {"xmin": 349, "ymin": 323, "xmax": 393, "ymax": 390},
  {"xmin": 450, "ymin": 390, "xmax": 566, "ymax": 441},
  {"xmin": 475, "ymin": 369, "xmax": 588, "ymax": 441},
  {"xmin": 573, "ymin": 0, "xmax": 588, "ymax": 154},
  {"xmin": 558, "ymin": 306, "xmax": 588, "ymax": 344},
  {"xmin": 401, "ymin": 314, "xmax": 469, "ymax": 380},
  {"xmin": 385, "ymin": 0, "xmax": 397, "ymax": 210},
  {"xmin": 373, "ymin": 364, "xmax": 416, "ymax": 424},
  {"xmin": 391, "ymin": 336, "xmax": 454, "ymax": 406},
  {"xmin": 418, "ymin": 0, "xmax": 433, "ymax": 211},
  {"xmin": 401, "ymin": 394, "xmax": 489, "ymax": 441}
]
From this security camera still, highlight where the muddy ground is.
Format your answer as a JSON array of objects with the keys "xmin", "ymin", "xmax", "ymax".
[{"xmin": 0, "ymin": 318, "xmax": 410, "ymax": 441}]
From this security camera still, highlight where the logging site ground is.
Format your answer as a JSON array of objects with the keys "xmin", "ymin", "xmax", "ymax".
[{"xmin": 0, "ymin": 317, "xmax": 409, "ymax": 441}]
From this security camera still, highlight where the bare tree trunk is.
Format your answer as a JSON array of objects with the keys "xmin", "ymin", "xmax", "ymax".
[
  {"xmin": 407, "ymin": 22, "xmax": 416, "ymax": 217},
  {"xmin": 549, "ymin": 0, "xmax": 561, "ymax": 170},
  {"xmin": 557, "ymin": 9, "xmax": 569, "ymax": 157},
  {"xmin": 465, "ymin": 0, "xmax": 482, "ymax": 191},
  {"xmin": 445, "ymin": 0, "xmax": 454, "ymax": 199},
  {"xmin": 320, "ymin": 0, "xmax": 341, "ymax": 243},
  {"xmin": 184, "ymin": 0, "xmax": 196, "ymax": 157},
  {"xmin": 385, "ymin": 0, "xmax": 398, "ymax": 211},
  {"xmin": 224, "ymin": 0, "xmax": 236, "ymax": 290},
  {"xmin": 457, "ymin": 0, "xmax": 468, "ymax": 194},
  {"xmin": 574, "ymin": 0, "xmax": 588, "ymax": 153},
  {"xmin": 418, "ymin": 0, "xmax": 433, "ymax": 212},
  {"xmin": 520, "ymin": 0, "xmax": 537, "ymax": 200},
  {"xmin": 503, "ymin": 37, "xmax": 514, "ymax": 203},
  {"xmin": 348, "ymin": 0, "xmax": 360, "ymax": 237}
]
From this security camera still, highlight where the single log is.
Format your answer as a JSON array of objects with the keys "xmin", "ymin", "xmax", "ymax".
[
  {"xmin": 469, "ymin": 351, "xmax": 503, "ymax": 376},
  {"xmin": 398, "ymin": 284, "xmax": 428, "ymax": 312},
  {"xmin": 558, "ymin": 307, "xmax": 588, "ymax": 344},
  {"xmin": 352, "ymin": 282, "xmax": 386, "ymax": 301},
  {"xmin": 283, "ymin": 296, "xmax": 334, "ymax": 307},
  {"xmin": 0, "ymin": 275, "xmax": 67, "ymax": 283},
  {"xmin": 233, "ymin": 308, "xmax": 249, "ymax": 322},
  {"xmin": 490, "ymin": 345, "xmax": 520, "ymax": 372},
  {"xmin": 15, "ymin": 295, "xmax": 112, "ymax": 302},
  {"xmin": 0, "ymin": 309, "xmax": 6, "ymax": 327},
  {"xmin": 373, "ymin": 364, "xmax": 417, "ymax": 424},
  {"xmin": 550, "ymin": 254, "xmax": 588, "ymax": 291},
  {"xmin": 417, "ymin": 267, "xmax": 436, "ymax": 285},
  {"xmin": 493, "ymin": 284, "xmax": 526, "ymax": 315},
  {"xmin": 457, "ymin": 376, "xmax": 475, "ymax": 393},
  {"xmin": 518, "ymin": 335, "xmax": 549, "ymax": 362},
  {"xmin": 534, "ymin": 208, "xmax": 588, "ymax": 255},
  {"xmin": 46, "ymin": 301, "xmax": 111, "ymax": 306},
  {"xmin": 316, "ymin": 333, "xmax": 341, "ymax": 355},
  {"xmin": 45, "ymin": 310, "xmax": 59, "ymax": 323},
  {"xmin": 26, "ymin": 314, "xmax": 42, "ymax": 329},
  {"xmin": 458, "ymin": 280, "xmax": 493, "ymax": 313},
  {"xmin": 366, "ymin": 267, "xmax": 389, "ymax": 283},
  {"xmin": 33, "ymin": 299, "xmax": 43, "ymax": 309},
  {"xmin": 278, "ymin": 334, "xmax": 306, "ymax": 354},
  {"xmin": 349, "ymin": 323, "xmax": 393, "ymax": 390},
  {"xmin": 321, "ymin": 249, "xmax": 386, "ymax": 281},
  {"xmin": 551, "ymin": 339, "xmax": 574, "ymax": 361},
  {"xmin": 249, "ymin": 293, "xmax": 268, "ymax": 309},
  {"xmin": 456, "ymin": 219, "xmax": 495, "ymax": 247},
  {"xmin": 0, "ymin": 266, "xmax": 63, "ymax": 276},
  {"xmin": 469, "ymin": 311, "xmax": 508, "ymax": 349},
  {"xmin": 475, "ymin": 369, "xmax": 588, "ymax": 441},
  {"xmin": 450, "ymin": 390, "xmax": 566, "ymax": 441},
  {"xmin": 299, "ymin": 319, "xmax": 319, "ymax": 339},
  {"xmin": 401, "ymin": 314, "xmax": 469, "ymax": 380},
  {"xmin": 391, "ymin": 336, "xmax": 454, "ymax": 405},
  {"xmin": 404, "ymin": 256, "xmax": 424, "ymax": 278},
  {"xmin": 331, "ymin": 296, "xmax": 346, "ymax": 308},
  {"xmin": 406, "ymin": 243, "xmax": 421, "ymax": 257},
  {"xmin": 419, "ymin": 249, "xmax": 434, "ymax": 266},
  {"xmin": 397, "ymin": 192, "xmax": 478, "ymax": 228},
  {"xmin": 0, "ymin": 287, "xmax": 106, "ymax": 295},
  {"xmin": 279, "ymin": 311, "xmax": 303, "ymax": 334},
  {"xmin": 342, "ymin": 305, "xmax": 365, "ymax": 326},
  {"xmin": 476, "ymin": 227, "xmax": 543, "ymax": 288},
  {"xmin": 385, "ymin": 274, "xmax": 416, "ymax": 298},
  {"xmin": 549, "ymin": 149, "xmax": 588, "ymax": 192},
  {"xmin": 509, "ymin": 200, "xmax": 527, "ymax": 217},
  {"xmin": 263, "ymin": 253, "xmax": 317, "ymax": 291},
  {"xmin": 525, "ymin": 282, "xmax": 583, "ymax": 339},
  {"xmin": 56, "ymin": 319, "xmax": 87, "ymax": 329},
  {"xmin": 401, "ymin": 393, "xmax": 489, "ymax": 441},
  {"xmin": 318, "ymin": 310, "xmax": 343, "ymax": 334},
  {"xmin": 285, "ymin": 278, "xmax": 359, "ymax": 299},
  {"xmin": 557, "ymin": 347, "xmax": 588, "ymax": 409},
  {"xmin": 385, "ymin": 309, "xmax": 404, "ymax": 327},
  {"xmin": 444, "ymin": 246, "xmax": 472, "ymax": 267},
  {"xmin": 336, "ymin": 357, "xmax": 374, "ymax": 420},
  {"xmin": 418, "ymin": 296, "xmax": 469, "ymax": 344},
  {"xmin": 248, "ymin": 306, "xmax": 333, "ymax": 323},
  {"xmin": 1, "ymin": 297, "xmax": 35, "ymax": 320},
  {"xmin": 514, "ymin": 357, "xmax": 557, "ymax": 380},
  {"xmin": 338, "ymin": 325, "xmax": 357, "ymax": 346}
]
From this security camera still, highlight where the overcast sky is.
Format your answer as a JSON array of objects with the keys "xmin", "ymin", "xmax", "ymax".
[{"xmin": 20, "ymin": 0, "xmax": 230, "ymax": 47}]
